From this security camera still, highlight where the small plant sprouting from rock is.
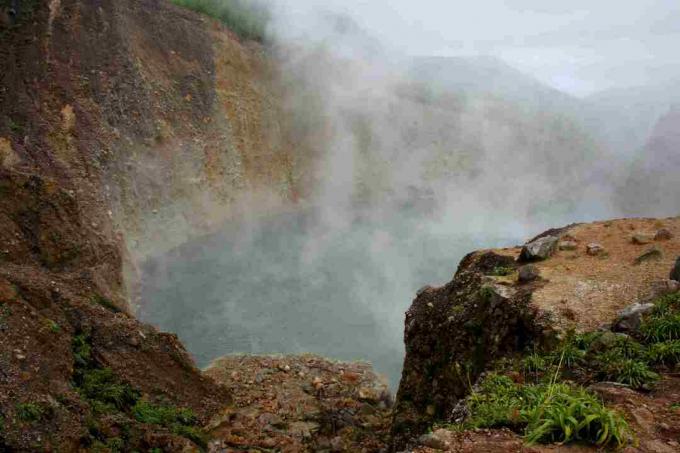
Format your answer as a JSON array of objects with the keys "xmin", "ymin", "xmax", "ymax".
[{"xmin": 491, "ymin": 266, "xmax": 513, "ymax": 277}]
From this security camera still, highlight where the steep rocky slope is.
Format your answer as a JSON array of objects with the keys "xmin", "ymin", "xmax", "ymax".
[
  {"xmin": 392, "ymin": 217, "xmax": 680, "ymax": 452},
  {"xmin": 0, "ymin": 0, "xmax": 305, "ymax": 450}
]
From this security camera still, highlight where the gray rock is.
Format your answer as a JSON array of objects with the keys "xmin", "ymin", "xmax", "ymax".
[
  {"xmin": 671, "ymin": 257, "xmax": 680, "ymax": 282},
  {"xmin": 519, "ymin": 235, "xmax": 558, "ymax": 262},
  {"xmin": 642, "ymin": 280, "xmax": 680, "ymax": 303},
  {"xmin": 518, "ymin": 264, "xmax": 540, "ymax": 283},
  {"xmin": 586, "ymin": 243, "xmax": 605, "ymax": 256},
  {"xmin": 589, "ymin": 331, "xmax": 628, "ymax": 354},
  {"xmin": 418, "ymin": 433, "xmax": 448, "ymax": 450},
  {"xmin": 632, "ymin": 233, "xmax": 654, "ymax": 245},
  {"xmin": 655, "ymin": 228, "xmax": 674, "ymax": 241},
  {"xmin": 558, "ymin": 240, "xmax": 578, "ymax": 251},
  {"xmin": 612, "ymin": 302, "xmax": 655, "ymax": 332},
  {"xmin": 634, "ymin": 246, "xmax": 663, "ymax": 265}
]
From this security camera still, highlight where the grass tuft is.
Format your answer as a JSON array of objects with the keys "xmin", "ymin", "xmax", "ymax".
[{"xmin": 463, "ymin": 374, "xmax": 630, "ymax": 448}]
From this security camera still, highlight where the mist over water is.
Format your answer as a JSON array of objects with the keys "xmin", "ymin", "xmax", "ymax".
[
  {"xmin": 138, "ymin": 2, "xmax": 680, "ymax": 386},
  {"xmin": 140, "ymin": 204, "xmax": 522, "ymax": 387}
]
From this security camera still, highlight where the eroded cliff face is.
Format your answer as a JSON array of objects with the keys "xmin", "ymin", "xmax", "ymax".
[
  {"xmin": 391, "ymin": 218, "xmax": 680, "ymax": 452},
  {"xmin": 0, "ymin": 0, "xmax": 308, "ymax": 450}
]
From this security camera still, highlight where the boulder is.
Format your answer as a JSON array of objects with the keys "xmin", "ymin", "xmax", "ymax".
[
  {"xmin": 518, "ymin": 264, "xmax": 540, "ymax": 283},
  {"xmin": 632, "ymin": 233, "xmax": 654, "ymax": 245},
  {"xmin": 634, "ymin": 246, "xmax": 663, "ymax": 265},
  {"xmin": 519, "ymin": 236, "xmax": 558, "ymax": 262},
  {"xmin": 558, "ymin": 240, "xmax": 578, "ymax": 251},
  {"xmin": 671, "ymin": 257, "xmax": 680, "ymax": 282},
  {"xmin": 586, "ymin": 243, "xmax": 605, "ymax": 256},
  {"xmin": 642, "ymin": 280, "xmax": 680, "ymax": 303},
  {"xmin": 589, "ymin": 331, "xmax": 628, "ymax": 354},
  {"xmin": 612, "ymin": 302, "xmax": 655, "ymax": 332},
  {"xmin": 655, "ymin": 228, "xmax": 674, "ymax": 241}
]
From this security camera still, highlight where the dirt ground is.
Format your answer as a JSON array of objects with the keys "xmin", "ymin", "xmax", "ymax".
[{"xmin": 490, "ymin": 217, "xmax": 680, "ymax": 331}]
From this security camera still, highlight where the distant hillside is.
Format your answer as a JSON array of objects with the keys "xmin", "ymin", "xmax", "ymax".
[
  {"xmin": 618, "ymin": 106, "xmax": 680, "ymax": 216},
  {"xmin": 409, "ymin": 55, "xmax": 580, "ymax": 112},
  {"xmin": 584, "ymin": 79, "xmax": 680, "ymax": 158}
]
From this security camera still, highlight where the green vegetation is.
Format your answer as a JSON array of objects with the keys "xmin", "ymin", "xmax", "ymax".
[
  {"xmin": 92, "ymin": 294, "xmax": 121, "ymax": 313},
  {"xmin": 463, "ymin": 374, "xmax": 629, "ymax": 448},
  {"xmin": 71, "ymin": 332, "xmax": 206, "ymax": 449},
  {"xmin": 458, "ymin": 293, "xmax": 680, "ymax": 448},
  {"xmin": 490, "ymin": 266, "xmax": 514, "ymax": 276},
  {"xmin": 640, "ymin": 293, "xmax": 680, "ymax": 342},
  {"xmin": 16, "ymin": 403, "xmax": 45, "ymax": 422},
  {"xmin": 45, "ymin": 319, "xmax": 61, "ymax": 333},
  {"xmin": 169, "ymin": 0, "xmax": 270, "ymax": 42}
]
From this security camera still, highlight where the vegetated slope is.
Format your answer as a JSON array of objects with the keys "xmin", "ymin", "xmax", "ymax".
[
  {"xmin": 0, "ymin": 0, "xmax": 306, "ymax": 450},
  {"xmin": 392, "ymin": 217, "xmax": 680, "ymax": 452}
]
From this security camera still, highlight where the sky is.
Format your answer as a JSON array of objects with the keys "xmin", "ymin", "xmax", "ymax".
[{"xmin": 273, "ymin": 0, "xmax": 680, "ymax": 96}]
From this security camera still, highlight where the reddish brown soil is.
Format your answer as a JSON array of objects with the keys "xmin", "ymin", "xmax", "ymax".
[
  {"xmin": 204, "ymin": 355, "xmax": 392, "ymax": 452},
  {"xmin": 490, "ymin": 217, "xmax": 680, "ymax": 331}
]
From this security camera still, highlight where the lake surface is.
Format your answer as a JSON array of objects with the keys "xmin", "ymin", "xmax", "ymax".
[{"xmin": 139, "ymin": 208, "xmax": 518, "ymax": 387}]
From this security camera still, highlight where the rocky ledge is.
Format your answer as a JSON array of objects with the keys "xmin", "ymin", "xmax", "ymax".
[{"xmin": 391, "ymin": 217, "xmax": 680, "ymax": 452}]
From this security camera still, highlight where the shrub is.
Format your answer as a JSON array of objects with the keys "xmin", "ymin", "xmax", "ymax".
[
  {"xmin": 133, "ymin": 400, "xmax": 205, "ymax": 448},
  {"xmin": 646, "ymin": 340, "xmax": 680, "ymax": 366},
  {"xmin": 78, "ymin": 368, "xmax": 139, "ymax": 412},
  {"xmin": 522, "ymin": 353, "xmax": 549, "ymax": 375},
  {"xmin": 16, "ymin": 403, "xmax": 44, "ymax": 422},
  {"xmin": 462, "ymin": 374, "xmax": 630, "ymax": 448},
  {"xmin": 641, "ymin": 312, "xmax": 680, "ymax": 343},
  {"xmin": 465, "ymin": 374, "xmax": 530, "ymax": 429},
  {"xmin": 523, "ymin": 384, "xmax": 629, "ymax": 448},
  {"xmin": 594, "ymin": 350, "xmax": 658, "ymax": 389},
  {"xmin": 640, "ymin": 293, "xmax": 680, "ymax": 343},
  {"xmin": 491, "ymin": 266, "xmax": 513, "ymax": 276},
  {"xmin": 170, "ymin": 0, "xmax": 270, "ymax": 42}
]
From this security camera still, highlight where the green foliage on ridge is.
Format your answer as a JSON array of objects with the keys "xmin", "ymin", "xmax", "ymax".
[{"xmin": 170, "ymin": 0, "xmax": 270, "ymax": 42}]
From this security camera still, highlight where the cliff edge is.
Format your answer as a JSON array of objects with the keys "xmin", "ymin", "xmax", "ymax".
[{"xmin": 392, "ymin": 217, "xmax": 680, "ymax": 452}]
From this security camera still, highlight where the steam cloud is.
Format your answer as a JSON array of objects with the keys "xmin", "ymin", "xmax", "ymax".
[{"xmin": 139, "ymin": 1, "xmax": 680, "ymax": 386}]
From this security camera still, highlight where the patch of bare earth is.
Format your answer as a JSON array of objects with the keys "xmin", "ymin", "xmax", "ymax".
[{"xmin": 490, "ymin": 217, "xmax": 680, "ymax": 331}]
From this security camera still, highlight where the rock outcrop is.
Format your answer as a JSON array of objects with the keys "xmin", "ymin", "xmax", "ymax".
[
  {"xmin": 391, "ymin": 217, "xmax": 680, "ymax": 451},
  {"xmin": 390, "ymin": 251, "xmax": 554, "ymax": 448}
]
